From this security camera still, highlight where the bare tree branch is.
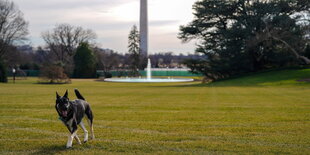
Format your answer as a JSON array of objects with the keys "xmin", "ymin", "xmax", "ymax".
[
  {"xmin": 0, "ymin": 0, "xmax": 28, "ymax": 59},
  {"xmin": 263, "ymin": 20, "xmax": 310, "ymax": 65},
  {"xmin": 41, "ymin": 23, "xmax": 96, "ymax": 63}
]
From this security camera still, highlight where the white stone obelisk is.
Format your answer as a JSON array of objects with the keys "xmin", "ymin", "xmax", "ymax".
[{"xmin": 140, "ymin": 0, "xmax": 148, "ymax": 57}]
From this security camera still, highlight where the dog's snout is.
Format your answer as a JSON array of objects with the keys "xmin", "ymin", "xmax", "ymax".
[{"xmin": 62, "ymin": 111, "xmax": 68, "ymax": 117}]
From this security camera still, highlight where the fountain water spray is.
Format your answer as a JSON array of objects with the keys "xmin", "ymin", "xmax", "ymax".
[{"xmin": 147, "ymin": 58, "xmax": 151, "ymax": 80}]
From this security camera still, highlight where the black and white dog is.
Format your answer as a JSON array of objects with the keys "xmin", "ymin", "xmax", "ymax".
[{"xmin": 55, "ymin": 89, "xmax": 94, "ymax": 148}]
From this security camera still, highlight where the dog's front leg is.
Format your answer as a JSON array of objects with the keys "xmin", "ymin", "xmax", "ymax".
[
  {"xmin": 74, "ymin": 134, "xmax": 82, "ymax": 145},
  {"xmin": 66, "ymin": 131, "xmax": 77, "ymax": 148},
  {"xmin": 66, "ymin": 124, "xmax": 78, "ymax": 148}
]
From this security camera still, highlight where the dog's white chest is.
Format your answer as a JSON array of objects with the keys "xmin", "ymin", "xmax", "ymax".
[{"xmin": 64, "ymin": 118, "xmax": 74, "ymax": 131}]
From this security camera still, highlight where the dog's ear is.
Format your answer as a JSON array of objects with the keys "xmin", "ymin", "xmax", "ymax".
[
  {"xmin": 56, "ymin": 92, "xmax": 60, "ymax": 99},
  {"xmin": 63, "ymin": 90, "xmax": 68, "ymax": 98}
]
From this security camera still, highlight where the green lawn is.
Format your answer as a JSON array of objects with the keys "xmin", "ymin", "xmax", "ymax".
[{"xmin": 0, "ymin": 69, "xmax": 309, "ymax": 154}]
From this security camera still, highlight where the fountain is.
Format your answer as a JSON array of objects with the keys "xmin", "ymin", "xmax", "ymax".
[
  {"xmin": 147, "ymin": 58, "xmax": 151, "ymax": 80},
  {"xmin": 104, "ymin": 0, "xmax": 194, "ymax": 83},
  {"xmin": 104, "ymin": 59, "xmax": 194, "ymax": 83}
]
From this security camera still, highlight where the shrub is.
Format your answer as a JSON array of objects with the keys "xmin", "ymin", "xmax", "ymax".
[{"xmin": 39, "ymin": 65, "xmax": 71, "ymax": 84}]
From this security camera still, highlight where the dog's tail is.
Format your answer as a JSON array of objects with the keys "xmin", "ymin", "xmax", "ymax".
[{"xmin": 74, "ymin": 88, "xmax": 85, "ymax": 100}]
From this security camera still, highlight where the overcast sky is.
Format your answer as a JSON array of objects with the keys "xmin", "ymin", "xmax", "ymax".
[{"xmin": 13, "ymin": 0, "xmax": 197, "ymax": 54}]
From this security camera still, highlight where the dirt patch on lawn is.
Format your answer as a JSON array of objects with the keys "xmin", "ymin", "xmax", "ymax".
[{"xmin": 297, "ymin": 78, "xmax": 310, "ymax": 82}]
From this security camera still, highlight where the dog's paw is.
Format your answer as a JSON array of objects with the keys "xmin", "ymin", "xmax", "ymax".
[
  {"xmin": 66, "ymin": 145, "xmax": 72, "ymax": 149},
  {"xmin": 83, "ymin": 140, "xmax": 88, "ymax": 143},
  {"xmin": 91, "ymin": 135, "xmax": 95, "ymax": 140}
]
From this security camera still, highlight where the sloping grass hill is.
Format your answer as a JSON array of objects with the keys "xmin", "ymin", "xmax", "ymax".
[{"xmin": 208, "ymin": 68, "xmax": 310, "ymax": 87}]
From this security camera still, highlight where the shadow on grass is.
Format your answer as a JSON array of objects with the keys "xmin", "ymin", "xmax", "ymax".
[{"xmin": 31, "ymin": 144, "xmax": 68, "ymax": 155}]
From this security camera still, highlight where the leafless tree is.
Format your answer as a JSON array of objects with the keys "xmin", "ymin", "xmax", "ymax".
[
  {"xmin": 41, "ymin": 23, "xmax": 97, "ymax": 63},
  {"xmin": 0, "ymin": 0, "xmax": 28, "ymax": 59},
  {"xmin": 95, "ymin": 48, "xmax": 121, "ymax": 72}
]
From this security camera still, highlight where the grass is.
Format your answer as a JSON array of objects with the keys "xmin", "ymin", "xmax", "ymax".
[{"xmin": 0, "ymin": 69, "xmax": 309, "ymax": 154}]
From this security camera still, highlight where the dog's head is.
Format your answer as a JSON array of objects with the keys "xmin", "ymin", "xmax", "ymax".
[{"xmin": 56, "ymin": 90, "xmax": 72, "ymax": 118}]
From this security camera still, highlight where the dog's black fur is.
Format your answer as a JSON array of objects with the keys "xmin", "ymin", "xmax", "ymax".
[{"xmin": 55, "ymin": 89, "xmax": 94, "ymax": 148}]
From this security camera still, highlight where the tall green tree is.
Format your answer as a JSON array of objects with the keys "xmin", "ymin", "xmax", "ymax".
[
  {"xmin": 179, "ymin": 0, "xmax": 310, "ymax": 80},
  {"xmin": 128, "ymin": 25, "xmax": 141, "ymax": 76},
  {"xmin": 73, "ymin": 43, "xmax": 96, "ymax": 78}
]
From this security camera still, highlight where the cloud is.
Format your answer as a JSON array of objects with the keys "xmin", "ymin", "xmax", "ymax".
[
  {"xmin": 150, "ymin": 20, "xmax": 179, "ymax": 26},
  {"xmin": 14, "ymin": 0, "xmax": 136, "ymax": 10},
  {"xmin": 13, "ymin": 0, "xmax": 197, "ymax": 54}
]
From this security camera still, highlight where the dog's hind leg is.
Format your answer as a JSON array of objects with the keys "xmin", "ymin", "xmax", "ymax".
[
  {"xmin": 79, "ymin": 121, "xmax": 88, "ymax": 143},
  {"xmin": 85, "ymin": 106, "xmax": 95, "ymax": 140},
  {"xmin": 87, "ymin": 118, "xmax": 95, "ymax": 140}
]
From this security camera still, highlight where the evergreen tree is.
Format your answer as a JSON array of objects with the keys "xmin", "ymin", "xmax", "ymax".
[
  {"xmin": 179, "ymin": 0, "xmax": 310, "ymax": 80},
  {"xmin": 128, "ymin": 25, "xmax": 141, "ymax": 76},
  {"xmin": 73, "ymin": 43, "xmax": 96, "ymax": 78}
]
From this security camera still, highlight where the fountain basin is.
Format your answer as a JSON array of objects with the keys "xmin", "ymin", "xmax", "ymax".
[
  {"xmin": 104, "ymin": 59, "xmax": 194, "ymax": 83},
  {"xmin": 104, "ymin": 78, "xmax": 194, "ymax": 83}
]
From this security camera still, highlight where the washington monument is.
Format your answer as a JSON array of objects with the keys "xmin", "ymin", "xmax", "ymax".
[{"xmin": 140, "ymin": 0, "xmax": 148, "ymax": 57}]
